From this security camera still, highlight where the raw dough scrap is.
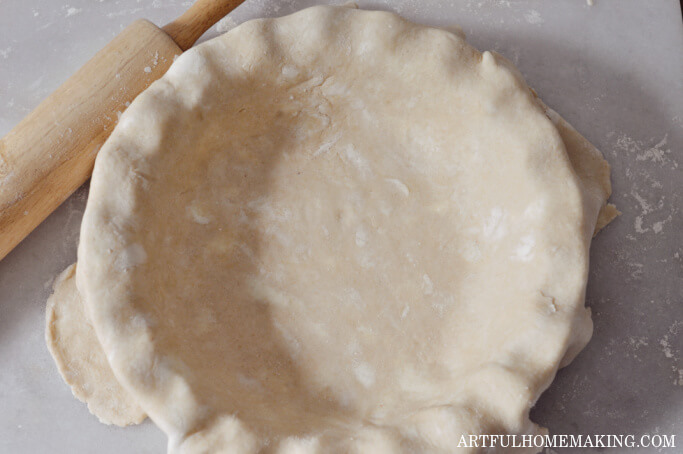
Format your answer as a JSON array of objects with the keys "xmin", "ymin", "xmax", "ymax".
[
  {"xmin": 541, "ymin": 106, "xmax": 619, "ymax": 236},
  {"xmin": 45, "ymin": 263, "xmax": 146, "ymax": 426},
  {"xmin": 67, "ymin": 5, "xmax": 615, "ymax": 453}
]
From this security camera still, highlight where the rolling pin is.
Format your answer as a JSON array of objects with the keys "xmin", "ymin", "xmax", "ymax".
[{"xmin": 0, "ymin": 0, "xmax": 244, "ymax": 261}]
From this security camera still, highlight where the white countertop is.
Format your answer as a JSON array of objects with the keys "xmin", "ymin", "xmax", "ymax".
[{"xmin": 1, "ymin": 1, "xmax": 681, "ymax": 453}]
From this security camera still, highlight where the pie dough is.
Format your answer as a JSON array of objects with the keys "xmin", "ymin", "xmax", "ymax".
[
  {"xmin": 48, "ymin": 5, "xmax": 616, "ymax": 453},
  {"xmin": 46, "ymin": 105, "xmax": 615, "ymax": 432},
  {"xmin": 45, "ymin": 264, "xmax": 146, "ymax": 426}
]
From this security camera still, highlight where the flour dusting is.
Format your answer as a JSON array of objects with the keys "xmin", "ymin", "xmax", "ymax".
[
  {"xmin": 614, "ymin": 132, "xmax": 677, "ymax": 169},
  {"xmin": 609, "ymin": 131, "xmax": 678, "ymax": 236},
  {"xmin": 106, "ymin": 7, "xmax": 143, "ymax": 18},
  {"xmin": 524, "ymin": 9, "xmax": 544, "ymax": 24},
  {"xmin": 65, "ymin": 6, "xmax": 81, "ymax": 17},
  {"xmin": 659, "ymin": 322, "xmax": 682, "ymax": 386},
  {"xmin": 216, "ymin": 15, "xmax": 239, "ymax": 34},
  {"xmin": 635, "ymin": 135, "xmax": 672, "ymax": 164}
]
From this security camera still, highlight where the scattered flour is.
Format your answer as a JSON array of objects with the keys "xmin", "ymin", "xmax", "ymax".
[
  {"xmin": 634, "ymin": 216, "xmax": 647, "ymax": 233},
  {"xmin": 65, "ymin": 6, "xmax": 82, "ymax": 17},
  {"xmin": 635, "ymin": 135, "xmax": 671, "ymax": 164},
  {"xmin": 660, "ymin": 336, "xmax": 674, "ymax": 359},
  {"xmin": 339, "ymin": 144, "xmax": 371, "ymax": 177},
  {"xmin": 628, "ymin": 336, "xmax": 649, "ymax": 349},
  {"xmin": 216, "ymin": 15, "xmax": 239, "ymax": 34},
  {"xmin": 106, "ymin": 7, "xmax": 143, "ymax": 18},
  {"xmin": 513, "ymin": 235, "xmax": 536, "ymax": 261},
  {"xmin": 354, "ymin": 228, "xmax": 367, "ymax": 247},
  {"xmin": 466, "ymin": 0, "xmax": 512, "ymax": 8},
  {"xmin": 483, "ymin": 207, "xmax": 506, "ymax": 240},
  {"xmin": 523, "ymin": 9, "xmax": 544, "ymax": 24},
  {"xmin": 659, "ymin": 322, "xmax": 682, "ymax": 386},
  {"xmin": 115, "ymin": 243, "xmax": 147, "ymax": 270},
  {"xmin": 614, "ymin": 132, "xmax": 677, "ymax": 168},
  {"xmin": 610, "ymin": 131, "xmax": 678, "ymax": 236},
  {"xmin": 627, "ymin": 262, "xmax": 643, "ymax": 279},
  {"xmin": 353, "ymin": 362, "xmax": 375, "ymax": 388},
  {"xmin": 422, "ymin": 274, "xmax": 434, "ymax": 295},
  {"xmin": 313, "ymin": 132, "xmax": 341, "ymax": 157}
]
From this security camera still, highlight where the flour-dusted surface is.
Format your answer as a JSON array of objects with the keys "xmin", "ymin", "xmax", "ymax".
[{"xmin": 0, "ymin": 1, "xmax": 681, "ymax": 453}]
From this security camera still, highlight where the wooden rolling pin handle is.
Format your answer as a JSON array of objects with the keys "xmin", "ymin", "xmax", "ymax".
[
  {"xmin": 163, "ymin": 0, "xmax": 244, "ymax": 51},
  {"xmin": 0, "ymin": 0, "xmax": 243, "ymax": 262}
]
